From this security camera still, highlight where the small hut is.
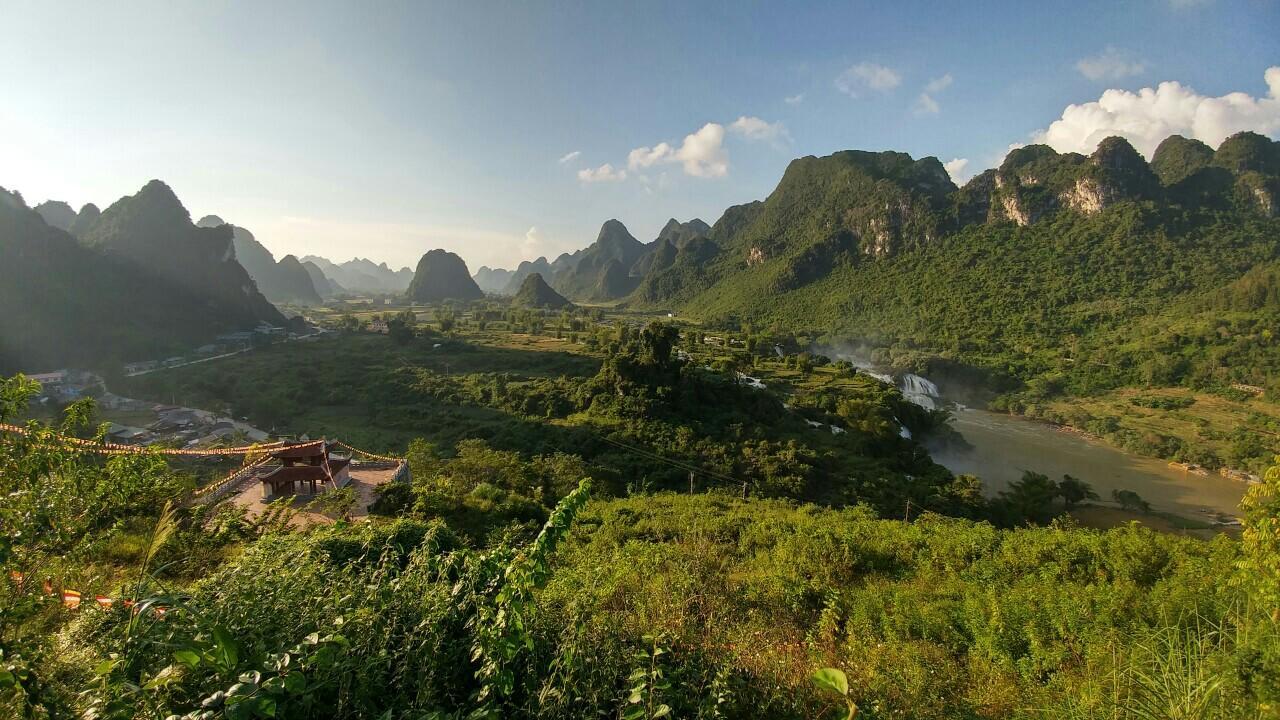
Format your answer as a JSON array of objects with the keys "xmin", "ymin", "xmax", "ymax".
[{"xmin": 259, "ymin": 441, "xmax": 350, "ymax": 500}]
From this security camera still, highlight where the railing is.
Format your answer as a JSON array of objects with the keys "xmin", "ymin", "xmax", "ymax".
[{"xmin": 192, "ymin": 459, "xmax": 272, "ymax": 504}]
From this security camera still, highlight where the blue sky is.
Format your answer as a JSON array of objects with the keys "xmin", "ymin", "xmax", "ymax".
[{"xmin": 1, "ymin": 0, "xmax": 1277, "ymax": 271}]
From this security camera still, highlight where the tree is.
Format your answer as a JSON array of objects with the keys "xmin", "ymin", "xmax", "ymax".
[
  {"xmin": 1112, "ymin": 488, "xmax": 1151, "ymax": 513},
  {"xmin": 306, "ymin": 485, "xmax": 358, "ymax": 520},
  {"xmin": 1238, "ymin": 456, "xmax": 1280, "ymax": 619},
  {"xmin": 338, "ymin": 313, "xmax": 360, "ymax": 333},
  {"xmin": 998, "ymin": 471, "xmax": 1060, "ymax": 525},
  {"xmin": 387, "ymin": 310, "xmax": 417, "ymax": 345},
  {"xmin": 1057, "ymin": 474, "xmax": 1098, "ymax": 509}
]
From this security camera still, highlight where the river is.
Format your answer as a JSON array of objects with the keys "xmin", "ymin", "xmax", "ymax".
[
  {"xmin": 929, "ymin": 407, "xmax": 1245, "ymax": 520},
  {"xmin": 831, "ymin": 353, "xmax": 1248, "ymax": 520}
]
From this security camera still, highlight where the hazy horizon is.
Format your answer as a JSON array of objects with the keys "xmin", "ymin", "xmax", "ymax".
[{"xmin": 2, "ymin": 0, "xmax": 1277, "ymax": 272}]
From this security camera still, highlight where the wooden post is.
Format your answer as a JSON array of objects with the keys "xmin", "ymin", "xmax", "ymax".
[{"xmin": 689, "ymin": 471, "xmax": 694, "ymax": 495}]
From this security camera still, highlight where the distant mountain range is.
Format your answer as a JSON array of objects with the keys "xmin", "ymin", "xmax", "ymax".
[
  {"xmin": 196, "ymin": 216, "xmax": 321, "ymax": 306},
  {"xmin": 472, "ymin": 217, "xmax": 712, "ymax": 303},
  {"xmin": 300, "ymin": 256, "xmax": 414, "ymax": 295}
]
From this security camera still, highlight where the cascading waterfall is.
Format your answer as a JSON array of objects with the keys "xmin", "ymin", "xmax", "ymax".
[{"xmin": 899, "ymin": 373, "xmax": 940, "ymax": 410}]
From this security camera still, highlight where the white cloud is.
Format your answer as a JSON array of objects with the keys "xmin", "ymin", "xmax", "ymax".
[
  {"xmin": 943, "ymin": 158, "xmax": 971, "ymax": 183},
  {"xmin": 914, "ymin": 74, "xmax": 952, "ymax": 116},
  {"xmin": 923, "ymin": 74, "xmax": 953, "ymax": 94},
  {"xmin": 673, "ymin": 123, "xmax": 729, "ymax": 177},
  {"xmin": 835, "ymin": 62, "xmax": 901, "ymax": 97},
  {"xmin": 1076, "ymin": 47, "xmax": 1147, "ymax": 81},
  {"xmin": 627, "ymin": 143, "xmax": 674, "ymax": 170},
  {"xmin": 521, "ymin": 226, "xmax": 544, "ymax": 257},
  {"xmin": 557, "ymin": 150, "xmax": 581, "ymax": 164},
  {"xmin": 629, "ymin": 123, "xmax": 729, "ymax": 178},
  {"xmin": 784, "ymin": 93, "xmax": 805, "ymax": 105},
  {"xmin": 914, "ymin": 94, "xmax": 941, "ymax": 116},
  {"xmin": 728, "ymin": 115, "xmax": 789, "ymax": 143},
  {"xmin": 577, "ymin": 163, "xmax": 627, "ymax": 183},
  {"xmin": 1033, "ymin": 66, "xmax": 1280, "ymax": 157}
]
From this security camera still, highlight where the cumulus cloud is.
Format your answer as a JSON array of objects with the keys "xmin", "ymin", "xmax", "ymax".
[
  {"xmin": 1076, "ymin": 47, "xmax": 1146, "ymax": 81},
  {"xmin": 629, "ymin": 123, "xmax": 729, "ymax": 178},
  {"xmin": 728, "ymin": 115, "xmax": 789, "ymax": 143},
  {"xmin": 943, "ymin": 158, "xmax": 971, "ymax": 183},
  {"xmin": 1033, "ymin": 66, "xmax": 1280, "ymax": 157},
  {"xmin": 836, "ymin": 62, "xmax": 901, "ymax": 97},
  {"xmin": 785, "ymin": 93, "xmax": 805, "ymax": 105},
  {"xmin": 577, "ymin": 163, "xmax": 627, "ymax": 183},
  {"xmin": 557, "ymin": 150, "xmax": 581, "ymax": 164}
]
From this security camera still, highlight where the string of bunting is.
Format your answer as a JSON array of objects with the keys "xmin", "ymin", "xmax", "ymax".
[
  {"xmin": 333, "ymin": 440, "xmax": 403, "ymax": 463},
  {"xmin": 0, "ymin": 422, "xmax": 289, "ymax": 456},
  {"xmin": 9, "ymin": 571, "xmax": 167, "ymax": 616}
]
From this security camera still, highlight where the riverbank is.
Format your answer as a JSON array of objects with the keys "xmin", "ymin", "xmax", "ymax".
[{"xmin": 930, "ymin": 406, "xmax": 1247, "ymax": 525}]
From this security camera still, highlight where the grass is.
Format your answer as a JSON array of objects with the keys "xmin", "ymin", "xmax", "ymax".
[{"xmin": 1048, "ymin": 386, "xmax": 1280, "ymax": 475}]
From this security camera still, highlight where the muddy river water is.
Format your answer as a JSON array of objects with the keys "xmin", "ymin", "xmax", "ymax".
[{"xmin": 930, "ymin": 406, "xmax": 1246, "ymax": 519}]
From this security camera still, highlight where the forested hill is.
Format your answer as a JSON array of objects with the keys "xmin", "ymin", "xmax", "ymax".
[
  {"xmin": 626, "ymin": 132, "xmax": 1280, "ymax": 395},
  {"xmin": 0, "ymin": 182, "xmax": 285, "ymax": 373}
]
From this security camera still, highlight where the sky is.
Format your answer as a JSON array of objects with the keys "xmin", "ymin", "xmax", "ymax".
[{"xmin": 1, "ymin": 0, "xmax": 1278, "ymax": 272}]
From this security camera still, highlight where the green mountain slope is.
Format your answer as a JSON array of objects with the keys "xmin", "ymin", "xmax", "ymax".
[
  {"xmin": 512, "ymin": 272, "xmax": 573, "ymax": 309},
  {"xmin": 628, "ymin": 133, "xmax": 1280, "ymax": 401},
  {"xmin": 406, "ymin": 249, "xmax": 485, "ymax": 302},
  {"xmin": 551, "ymin": 220, "xmax": 646, "ymax": 301},
  {"xmin": 0, "ymin": 184, "xmax": 283, "ymax": 373}
]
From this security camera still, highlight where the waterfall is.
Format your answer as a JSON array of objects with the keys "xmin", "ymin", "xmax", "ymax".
[{"xmin": 899, "ymin": 373, "xmax": 940, "ymax": 410}]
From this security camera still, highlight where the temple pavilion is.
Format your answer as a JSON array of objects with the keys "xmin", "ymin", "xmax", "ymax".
[{"xmin": 259, "ymin": 440, "xmax": 351, "ymax": 500}]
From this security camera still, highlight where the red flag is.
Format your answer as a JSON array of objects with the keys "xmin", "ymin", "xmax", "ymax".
[
  {"xmin": 95, "ymin": 595, "xmax": 113, "ymax": 609},
  {"xmin": 62, "ymin": 590, "xmax": 82, "ymax": 609}
]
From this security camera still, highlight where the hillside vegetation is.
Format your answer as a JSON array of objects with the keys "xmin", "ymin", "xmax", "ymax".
[{"xmin": 2, "ymin": 368, "xmax": 1279, "ymax": 719}]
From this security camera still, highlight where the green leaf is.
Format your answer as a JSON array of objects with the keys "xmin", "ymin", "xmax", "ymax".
[
  {"xmin": 173, "ymin": 650, "xmax": 201, "ymax": 668},
  {"xmin": 811, "ymin": 667, "xmax": 849, "ymax": 697},
  {"xmin": 653, "ymin": 705, "xmax": 672, "ymax": 718},
  {"xmin": 212, "ymin": 626, "xmax": 240, "ymax": 670},
  {"xmin": 255, "ymin": 696, "xmax": 277, "ymax": 717},
  {"xmin": 283, "ymin": 673, "xmax": 307, "ymax": 694}
]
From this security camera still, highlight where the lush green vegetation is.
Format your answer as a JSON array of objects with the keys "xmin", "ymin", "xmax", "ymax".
[
  {"xmin": 3, "ymin": 365, "xmax": 1279, "ymax": 718},
  {"xmin": 609, "ymin": 134, "xmax": 1280, "ymax": 475},
  {"xmin": 121, "ymin": 323, "xmax": 980, "ymax": 518}
]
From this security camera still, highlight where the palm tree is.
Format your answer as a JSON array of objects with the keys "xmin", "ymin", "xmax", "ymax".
[{"xmin": 1058, "ymin": 474, "xmax": 1099, "ymax": 509}]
